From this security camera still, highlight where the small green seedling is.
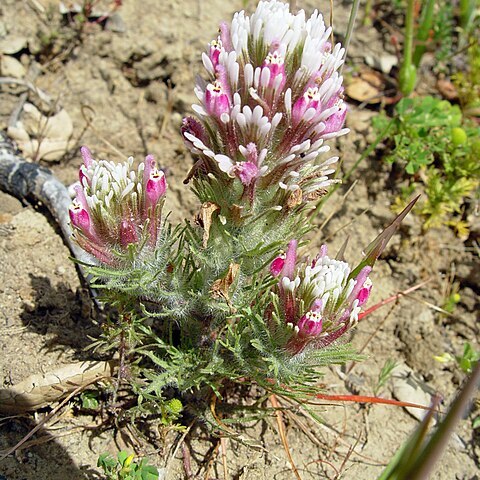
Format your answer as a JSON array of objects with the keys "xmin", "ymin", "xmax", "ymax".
[
  {"xmin": 374, "ymin": 359, "xmax": 398, "ymax": 396},
  {"xmin": 159, "ymin": 398, "xmax": 183, "ymax": 426},
  {"xmin": 97, "ymin": 451, "xmax": 159, "ymax": 480},
  {"xmin": 442, "ymin": 291, "xmax": 461, "ymax": 314},
  {"xmin": 456, "ymin": 342, "xmax": 480, "ymax": 375},
  {"xmin": 80, "ymin": 390, "xmax": 100, "ymax": 410},
  {"xmin": 473, "ymin": 416, "xmax": 480, "ymax": 430}
]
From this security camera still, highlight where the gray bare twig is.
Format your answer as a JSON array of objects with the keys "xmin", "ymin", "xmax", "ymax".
[{"xmin": 0, "ymin": 130, "xmax": 94, "ymax": 283}]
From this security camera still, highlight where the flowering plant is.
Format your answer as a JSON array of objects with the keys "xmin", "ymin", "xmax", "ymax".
[
  {"xmin": 69, "ymin": 0, "xmax": 415, "ymax": 419},
  {"xmin": 181, "ymin": 0, "xmax": 347, "ymax": 234},
  {"xmin": 269, "ymin": 240, "xmax": 372, "ymax": 355},
  {"xmin": 69, "ymin": 147, "xmax": 167, "ymax": 264}
]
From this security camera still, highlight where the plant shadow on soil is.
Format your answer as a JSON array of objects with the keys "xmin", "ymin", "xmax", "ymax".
[
  {"xmin": 20, "ymin": 274, "xmax": 99, "ymax": 355},
  {"xmin": 0, "ymin": 417, "xmax": 102, "ymax": 480},
  {"xmin": 0, "ymin": 275, "xmax": 106, "ymax": 480}
]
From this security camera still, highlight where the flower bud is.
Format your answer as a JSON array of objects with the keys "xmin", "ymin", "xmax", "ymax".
[
  {"xmin": 205, "ymin": 81, "xmax": 231, "ymax": 119},
  {"xmin": 181, "ymin": 117, "xmax": 208, "ymax": 150},
  {"xmin": 451, "ymin": 127, "xmax": 467, "ymax": 147},
  {"xmin": 356, "ymin": 277, "xmax": 372, "ymax": 306},
  {"xmin": 219, "ymin": 21, "xmax": 232, "ymax": 52},
  {"xmin": 297, "ymin": 310, "xmax": 323, "ymax": 337},
  {"xmin": 399, "ymin": 63, "xmax": 417, "ymax": 96},
  {"xmin": 209, "ymin": 37, "xmax": 222, "ymax": 68},
  {"xmin": 282, "ymin": 240, "xmax": 298, "ymax": 280},
  {"xmin": 80, "ymin": 146, "xmax": 94, "ymax": 168},
  {"xmin": 234, "ymin": 161, "xmax": 258, "ymax": 186},
  {"xmin": 322, "ymin": 102, "xmax": 347, "ymax": 135},
  {"xmin": 146, "ymin": 168, "xmax": 167, "ymax": 207},
  {"xmin": 119, "ymin": 218, "xmax": 139, "ymax": 247},
  {"xmin": 292, "ymin": 87, "xmax": 321, "ymax": 125},
  {"xmin": 69, "ymin": 201, "xmax": 91, "ymax": 233},
  {"xmin": 263, "ymin": 50, "xmax": 286, "ymax": 91},
  {"xmin": 270, "ymin": 254, "xmax": 285, "ymax": 276}
]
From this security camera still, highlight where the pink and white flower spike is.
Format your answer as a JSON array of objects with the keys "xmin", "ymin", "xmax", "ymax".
[
  {"xmin": 69, "ymin": 147, "xmax": 167, "ymax": 264},
  {"xmin": 182, "ymin": 0, "xmax": 349, "ymax": 211}
]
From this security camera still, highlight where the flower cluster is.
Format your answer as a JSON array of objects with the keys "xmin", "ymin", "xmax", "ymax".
[
  {"xmin": 270, "ymin": 240, "xmax": 372, "ymax": 354},
  {"xmin": 63, "ymin": 0, "xmax": 418, "ymax": 406},
  {"xmin": 182, "ymin": 0, "xmax": 348, "ymax": 213},
  {"xmin": 69, "ymin": 147, "xmax": 167, "ymax": 265}
]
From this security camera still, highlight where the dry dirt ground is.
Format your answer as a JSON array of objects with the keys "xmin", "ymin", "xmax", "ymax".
[{"xmin": 0, "ymin": 1, "xmax": 479, "ymax": 479}]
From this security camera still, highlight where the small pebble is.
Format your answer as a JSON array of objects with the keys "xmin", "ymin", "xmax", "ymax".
[
  {"xmin": 56, "ymin": 266, "xmax": 66, "ymax": 276},
  {"xmin": 0, "ymin": 55, "xmax": 26, "ymax": 78},
  {"xmin": 0, "ymin": 36, "xmax": 27, "ymax": 54},
  {"xmin": 105, "ymin": 13, "xmax": 126, "ymax": 33}
]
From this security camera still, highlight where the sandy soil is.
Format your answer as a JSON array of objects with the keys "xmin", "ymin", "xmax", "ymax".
[{"xmin": 0, "ymin": 1, "xmax": 479, "ymax": 479}]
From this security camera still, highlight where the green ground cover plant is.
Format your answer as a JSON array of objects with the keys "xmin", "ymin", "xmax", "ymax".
[
  {"xmin": 374, "ymin": 96, "xmax": 480, "ymax": 235},
  {"xmin": 97, "ymin": 450, "xmax": 160, "ymax": 480}
]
